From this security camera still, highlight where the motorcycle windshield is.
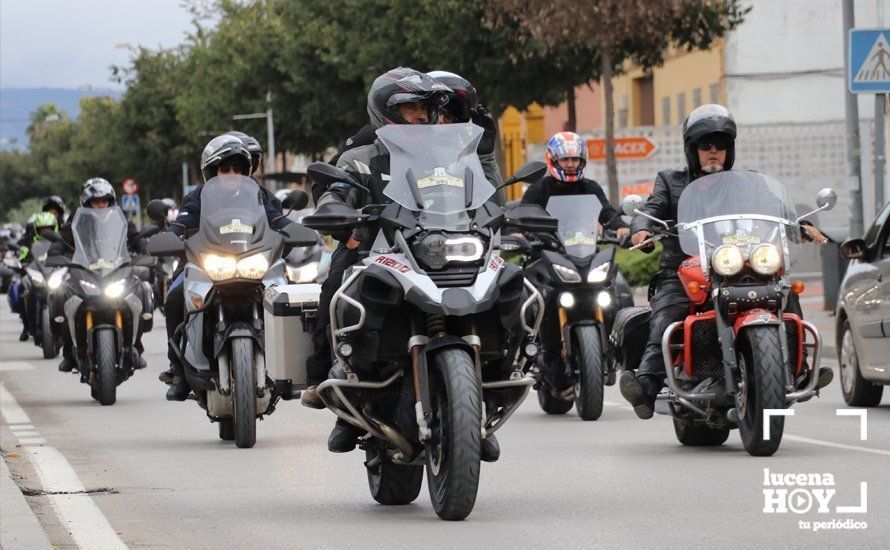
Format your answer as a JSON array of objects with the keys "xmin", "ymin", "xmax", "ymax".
[
  {"xmin": 70, "ymin": 207, "xmax": 130, "ymax": 275},
  {"xmin": 546, "ymin": 195, "xmax": 602, "ymax": 260},
  {"xmin": 677, "ymin": 171, "xmax": 800, "ymax": 271},
  {"xmin": 379, "ymin": 123, "xmax": 493, "ymax": 221},
  {"xmin": 199, "ymin": 176, "xmax": 269, "ymax": 254},
  {"xmin": 30, "ymin": 240, "xmax": 52, "ymax": 264}
]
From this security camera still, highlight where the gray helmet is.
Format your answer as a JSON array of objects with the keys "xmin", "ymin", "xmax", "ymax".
[
  {"xmin": 200, "ymin": 135, "xmax": 252, "ymax": 182},
  {"xmin": 161, "ymin": 198, "xmax": 177, "ymax": 209},
  {"xmin": 367, "ymin": 67, "xmax": 451, "ymax": 129},
  {"xmin": 226, "ymin": 130, "xmax": 263, "ymax": 174},
  {"xmin": 80, "ymin": 178, "xmax": 116, "ymax": 207},
  {"xmin": 682, "ymin": 104, "xmax": 737, "ymax": 175}
]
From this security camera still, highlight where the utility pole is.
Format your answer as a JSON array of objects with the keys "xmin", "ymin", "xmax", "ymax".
[
  {"xmin": 876, "ymin": 95, "xmax": 886, "ymax": 212},
  {"xmin": 266, "ymin": 91, "xmax": 276, "ymax": 174},
  {"xmin": 843, "ymin": 0, "xmax": 864, "ymax": 237},
  {"xmin": 182, "ymin": 160, "xmax": 189, "ymax": 197}
]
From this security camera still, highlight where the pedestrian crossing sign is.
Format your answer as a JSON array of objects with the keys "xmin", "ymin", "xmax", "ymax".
[{"xmin": 849, "ymin": 29, "xmax": 890, "ymax": 93}]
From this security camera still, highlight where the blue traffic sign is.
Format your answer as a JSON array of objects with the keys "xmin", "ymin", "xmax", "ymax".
[
  {"xmin": 121, "ymin": 193, "xmax": 140, "ymax": 213},
  {"xmin": 849, "ymin": 29, "xmax": 890, "ymax": 93}
]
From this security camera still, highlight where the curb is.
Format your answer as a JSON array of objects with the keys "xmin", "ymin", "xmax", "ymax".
[{"xmin": 0, "ymin": 455, "xmax": 52, "ymax": 550}]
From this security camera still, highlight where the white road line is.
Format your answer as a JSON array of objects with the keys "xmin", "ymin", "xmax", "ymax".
[
  {"xmin": 0, "ymin": 361, "xmax": 35, "ymax": 372},
  {"xmin": 784, "ymin": 434, "xmax": 890, "ymax": 456},
  {"xmin": 9, "ymin": 423, "xmax": 35, "ymax": 431},
  {"xmin": 11, "ymin": 430, "xmax": 40, "ymax": 437},
  {"xmin": 1, "ymin": 384, "xmax": 127, "ymax": 549}
]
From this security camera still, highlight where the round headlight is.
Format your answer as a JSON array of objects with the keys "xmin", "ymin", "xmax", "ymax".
[
  {"xmin": 203, "ymin": 254, "xmax": 237, "ymax": 281},
  {"xmin": 236, "ymin": 253, "xmax": 269, "ymax": 279},
  {"xmin": 559, "ymin": 292, "xmax": 575, "ymax": 308},
  {"xmin": 596, "ymin": 291, "xmax": 612, "ymax": 308},
  {"xmin": 712, "ymin": 245, "xmax": 744, "ymax": 276},
  {"xmin": 415, "ymin": 234, "xmax": 447, "ymax": 270},
  {"xmin": 750, "ymin": 243, "xmax": 782, "ymax": 275}
]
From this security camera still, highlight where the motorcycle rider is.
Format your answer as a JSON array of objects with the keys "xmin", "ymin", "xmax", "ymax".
[
  {"xmin": 620, "ymin": 104, "xmax": 832, "ymax": 419},
  {"xmin": 41, "ymin": 196, "xmax": 67, "ymax": 228},
  {"xmin": 518, "ymin": 131, "xmax": 630, "ymax": 389},
  {"xmin": 226, "ymin": 130, "xmax": 264, "ymax": 176},
  {"xmin": 163, "ymin": 134, "xmax": 292, "ymax": 401},
  {"xmin": 48, "ymin": 178, "xmax": 149, "ymax": 373},
  {"xmin": 11, "ymin": 212, "xmax": 59, "ymax": 341}
]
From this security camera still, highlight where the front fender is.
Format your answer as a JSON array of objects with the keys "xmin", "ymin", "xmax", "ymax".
[
  {"xmin": 732, "ymin": 308, "xmax": 781, "ymax": 334},
  {"xmin": 214, "ymin": 321, "xmax": 264, "ymax": 358}
]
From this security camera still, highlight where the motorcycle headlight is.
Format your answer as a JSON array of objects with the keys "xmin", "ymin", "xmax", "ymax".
[
  {"xmin": 26, "ymin": 268, "xmax": 45, "ymax": 285},
  {"xmin": 236, "ymin": 253, "xmax": 269, "ymax": 279},
  {"xmin": 203, "ymin": 254, "xmax": 237, "ymax": 281},
  {"xmin": 287, "ymin": 261, "xmax": 319, "ymax": 283},
  {"xmin": 104, "ymin": 278, "xmax": 127, "ymax": 298},
  {"xmin": 587, "ymin": 262, "xmax": 610, "ymax": 283},
  {"xmin": 712, "ymin": 245, "xmax": 744, "ymax": 276},
  {"xmin": 559, "ymin": 292, "xmax": 575, "ymax": 308},
  {"xmin": 553, "ymin": 263, "xmax": 582, "ymax": 283},
  {"xmin": 48, "ymin": 268, "xmax": 67, "ymax": 290},
  {"xmin": 597, "ymin": 290, "xmax": 612, "ymax": 308},
  {"xmin": 414, "ymin": 234, "xmax": 485, "ymax": 270},
  {"xmin": 750, "ymin": 243, "xmax": 782, "ymax": 275}
]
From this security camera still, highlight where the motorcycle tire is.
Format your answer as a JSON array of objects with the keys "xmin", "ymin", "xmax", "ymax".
[
  {"xmin": 40, "ymin": 308, "xmax": 59, "ymax": 359},
  {"xmin": 573, "ymin": 326, "xmax": 605, "ymax": 421},
  {"xmin": 672, "ymin": 417, "xmax": 730, "ymax": 446},
  {"xmin": 218, "ymin": 419, "xmax": 235, "ymax": 441},
  {"xmin": 426, "ymin": 348, "xmax": 480, "ymax": 521},
  {"xmin": 366, "ymin": 449, "xmax": 423, "ymax": 505},
  {"xmin": 737, "ymin": 326, "xmax": 785, "ymax": 456},
  {"xmin": 93, "ymin": 329, "xmax": 117, "ymax": 406},
  {"xmin": 536, "ymin": 387, "xmax": 574, "ymax": 415},
  {"xmin": 231, "ymin": 337, "xmax": 257, "ymax": 449}
]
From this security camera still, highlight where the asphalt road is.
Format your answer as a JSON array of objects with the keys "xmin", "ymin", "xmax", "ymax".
[{"xmin": 1, "ymin": 301, "xmax": 888, "ymax": 549}]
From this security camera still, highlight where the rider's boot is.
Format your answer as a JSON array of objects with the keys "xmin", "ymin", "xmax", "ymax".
[
  {"xmin": 166, "ymin": 364, "xmax": 190, "ymax": 401},
  {"xmin": 481, "ymin": 434, "xmax": 500, "ymax": 462},
  {"xmin": 327, "ymin": 418, "xmax": 363, "ymax": 453},
  {"xmin": 619, "ymin": 371, "xmax": 660, "ymax": 420}
]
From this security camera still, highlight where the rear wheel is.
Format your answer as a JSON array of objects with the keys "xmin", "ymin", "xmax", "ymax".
[
  {"xmin": 673, "ymin": 416, "xmax": 730, "ymax": 446},
  {"xmin": 426, "ymin": 348, "xmax": 480, "ymax": 521},
  {"xmin": 839, "ymin": 320, "xmax": 883, "ymax": 407},
  {"xmin": 40, "ymin": 307, "xmax": 59, "ymax": 359},
  {"xmin": 573, "ymin": 326, "xmax": 604, "ymax": 421},
  {"xmin": 737, "ymin": 326, "xmax": 785, "ymax": 456},
  {"xmin": 231, "ymin": 337, "xmax": 257, "ymax": 448},
  {"xmin": 93, "ymin": 329, "xmax": 117, "ymax": 406},
  {"xmin": 366, "ymin": 449, "xmax": 423, "ymax": 505}
]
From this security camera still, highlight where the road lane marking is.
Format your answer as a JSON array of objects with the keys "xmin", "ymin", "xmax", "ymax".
[
  {"xmin": 784, "ymin": 434, "xmax": 890, "ymax": 456},
  {"xmin": 1, "ymin": 384, "xmax": 127, "ymax": 549},
  {"xmin": 836, "ymin": 409, "xmax": 868, "ymax": 440}
]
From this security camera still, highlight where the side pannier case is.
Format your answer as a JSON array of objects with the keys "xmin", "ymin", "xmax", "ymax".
[
  {"xmin": 263, "ymin": 284, "xmax": 321, "ymax": 390},
  {"xmin": 609, "ymin": 306, "xmax": 651, "ymax": 372}
]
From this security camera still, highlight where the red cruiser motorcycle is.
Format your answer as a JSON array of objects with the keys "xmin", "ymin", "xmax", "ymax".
[{"xmin": 614, "ymin": 171, "xmax": 837, "ymax": 456}]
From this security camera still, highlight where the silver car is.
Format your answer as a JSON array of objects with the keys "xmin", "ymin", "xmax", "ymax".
[{"xmin": 836, "ymin": 201, "xmax": 890, "ymax": 406}]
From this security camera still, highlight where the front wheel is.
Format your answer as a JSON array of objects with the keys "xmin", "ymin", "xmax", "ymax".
[
  {"xmin": 366, "ymin": 449, "xmax": 423, "ymax": 505},
  {"xmin": 573, "ymin": 326, "xmax": 604, "ymax": 421},
  {"xmin": 40, "ymin": 307, "xmax": 59, "ymax": 359},
  {"xmin": 426, "ymin": 348, "xmax": 481, "ymax": 521},
  {"xmin": 93, "ymin": 329, "xmax": 117, "ymax": 406},
  {"xmin": 737, "ymin": 326, "xmax": 785, "ymax": 456},
  {"xmin": 231, "ymin": 337, "xmax": 257, "ymax": 448}
]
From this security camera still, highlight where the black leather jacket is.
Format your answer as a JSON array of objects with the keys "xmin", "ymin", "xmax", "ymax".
[
  {"xmin": 629, "ymin": 167, "xmax": 693, "ymax": 274},
  {"xmin": 521, "ymin": 175, "xmax": 628, "ymax": 231}
]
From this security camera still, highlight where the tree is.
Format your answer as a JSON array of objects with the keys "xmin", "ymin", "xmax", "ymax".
[
  {"xmin": 26, "ymin": 103, "xmax": 68, "ymax": 139},
  {"xmin": 488, "ymin": 0, "xmax": 749, "ymax": 200}
]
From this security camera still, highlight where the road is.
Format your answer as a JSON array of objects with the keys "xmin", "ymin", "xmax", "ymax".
[{"xmin": 1, "ymin": 301, "xmax": 888, "ymax": 549}]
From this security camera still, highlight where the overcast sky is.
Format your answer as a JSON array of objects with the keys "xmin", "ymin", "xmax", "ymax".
[{"xmin": 1, "ymin": 0, "xmax": 195, "ymax": 89}]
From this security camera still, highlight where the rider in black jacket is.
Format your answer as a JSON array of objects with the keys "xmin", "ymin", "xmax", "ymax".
[{"xmin": 620, "ymin": 104, "xmax": 833, "ymax": 419}]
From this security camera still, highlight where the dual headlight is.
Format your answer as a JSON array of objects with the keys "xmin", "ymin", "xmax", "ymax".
[
  {"xmin": 286, "ymin": 261, "xmax": 319, "ymax": 283},
  {"xmin": 711, "ymin": 244, "xmax": 782, "ymax": 276},
  {"xmin": 413, "ymin": 234, "xmax": 484, "ymax": 270},
  {"xmin": 553, "ymin": 264, "xmax": 581, "ymax": 283},
  {"xmin": 26, "ymin": 268, "xmax": 45, "ymax": 285},
  {"xmin": 48, "ymin": 268, "xmax": 67, "ymax": 290},
  {"xmin": 203, "ymin": 253, "xmax": 269, "ymax": 281}
]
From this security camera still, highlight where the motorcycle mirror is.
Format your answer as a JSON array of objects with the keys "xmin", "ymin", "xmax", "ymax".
[
  {"xmin": 307, "ymin": 162, "xmax": 369, "ymax": 192},
  {"xmin": 282, "ymin": 189, "xmax": 309, "ymax": 212},
  {"xmin": 500, "ymin": 161, "xmax": 547, "ymax": 188},
  {"xmin": 621, "ymin": 195, "xmax": 644, "ymax": 217},
  {"xmin": 816, "ymin": 188, "xmax": 837, "ymax": 211},
  {"xmin": 147, "ymin": 232, "xmax": 185, "ymax": 257},
  {"xmin": 140, "ymin": 225, "xmax": 162, "ymax": 239},
  {"xmin": 280, "ymin": 223, "xmax": 319, "ymax": 247},
  {"xmin": 840, "ymin": 238, "xmax": 867, "ymax": 260},
  {"xmin": 45, "ymin": 255, "xmax": 67, "ymax": 267},
  {"xmin": 302, "ymin": 202, "xmax": 367, "ymax": 232},
  {"xmin": 146, "ymin": 199, "xmax": 169, "ymax": 223}
]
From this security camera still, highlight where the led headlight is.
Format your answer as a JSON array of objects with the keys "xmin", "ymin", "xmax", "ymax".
[
  {"xmin": 414, "ymin": 234, "xmax": 485, "ymax": 270},
  {"xmin": 553, "ymin": 264, "xmax": 582, "ymax": 283},
  {"xmin": 48, "ymin": 268, "xmax": 67, "ymax": 290},
  {"xmin": 203, "ymin": 254, "xmax": 237, "ymax": 281},
  {"xmin": 559, "ymin": 292, "xmax": 576, "ymax": 308},
  {"xmin": 712, "ymin": 245, "xmax": 744, "ymax": 276},
  {"xmin": 27, "ymin": 268, "xmax": 45, "ymax": 285},
  {"xmin": 750, "ymin": 243, "xmax": 782, "ymax": 275},
  {"xmin": 597, "ymin": 291, "xmax": 613, "ymax": 308},
  {"xmin": 236, "ymin": 253, "xmax": 269, "ymax": 279},
  {"xmin": 104, "ymin": 278, "xmax": 127, "ymax": 298},
  {"xmin": 587, "ymin": 262, "xmax": 610, "ymax": 283},
  {"xmin": 444, "ymin": 237, "xmax": 484, "ymax": 262},
  {"xmin": 287, "ymin": 261, "xmax": 319, "ymax": 283}
]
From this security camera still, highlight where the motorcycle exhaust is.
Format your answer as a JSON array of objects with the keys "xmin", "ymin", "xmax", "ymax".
[{"xmin": 362, "ymin": 404, "xmax": 415, "ymax": 461}]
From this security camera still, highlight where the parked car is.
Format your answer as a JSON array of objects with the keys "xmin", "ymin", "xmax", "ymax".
[{"xmin": 836, "ymin": 201, "xmax": 890, "ymax": 406}]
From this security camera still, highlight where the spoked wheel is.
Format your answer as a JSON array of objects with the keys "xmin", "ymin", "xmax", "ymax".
[
  {"xmin": 426, "ymin": 348, "xmax": 480, "ymax": 521},
  {"xmin": 573, "ymin": 326, "xmax": 605, "ymax": 421},
  {"xmin": 92, "ymin": 329, "xmax": 117, "ymax": 406},
  {"xmin": 231, "ymin": 337, "xmax": 257, "ymax": 448},
  {"xmin": 366, "ymin": 449, "xmax": 423, "ymax": 505},
  {"xmin": 40, "ymin": 307, "xmax": 59, "ymax": 359},
  {"xmin": 736, "ymin": 326, "xmax": 785, "ymax": 456}
]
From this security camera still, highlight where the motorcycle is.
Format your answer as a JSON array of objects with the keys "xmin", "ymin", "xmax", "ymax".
[
  {"xmin": 146, "ymin": 177, "xmax": 317, "ymax": 448},
  {"xmin": 503, "ymin": 195, "xmax": 633, "ymax": 420},
  {"xmin": 46, "ymin": 206, "xmax": 156, "ymax": 405},
  {"xmin": 302, "ymin": 123, "xmax": 547, "ymax": 520},
  {"xmin": 1, "ymin": 232, "xmax": 19, "ymax": 293},
  {"xmin": 613, "ymin": 172, "xmax": 836, "ymax": 456},
  {"xmin": 20, "ymin": 240, "xmax": 64, "ymax": 358},
  {"xmin": 284, "ymin": 208, "xmax": 330, "ymax": 284}
]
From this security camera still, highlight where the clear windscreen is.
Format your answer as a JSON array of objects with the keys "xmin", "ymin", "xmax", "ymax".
[
  {"xmin": 199, "ymin": 176, "xmax": 269, "ymax": 253},
  {"xmin": 677, "ymin": 171, "xmax": 801, "ymax": 268},
  {"xmin": 71, "ymin": 206, "xmax": 130, "ymax": 274},
  {"xmin": 547, "ymin": 195, "xmax": 602, "ymax": 259},
  {"xmin": 30, "ymin": 240, "xmax": 52, "ymax": 264},
  {"xmin": 379, "ymin": 123, "xmax": 494, "ymax": 218}
]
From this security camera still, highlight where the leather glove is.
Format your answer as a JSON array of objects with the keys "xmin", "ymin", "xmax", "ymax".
[{"xmin": 470, "ymin": 104, "xmax": 497, "ymax": 156}]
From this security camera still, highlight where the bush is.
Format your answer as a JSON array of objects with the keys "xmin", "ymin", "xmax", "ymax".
[{"xmin": 615, "ymin": 242, "xmax": 662, "ymax": 287}]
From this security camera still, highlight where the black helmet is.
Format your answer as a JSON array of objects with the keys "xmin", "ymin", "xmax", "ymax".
[
  {"xmin": 427, "ymin": 71, "xmax": 478, "ymax": 123},
  {"xmin": 42, "ymin": 195, "xmax": 66, "ymax": 216},
  {"xmin": 200, "ymin": 134, "xmax": 252, "ymax": 182},
  {"xmin": 682, "ymin": 104, "xmax": 737, "ymax": 175},
  {"xmin": 226, "ymin": 130, "xmax": 263, "ymax": 174},
  {"xmin": 80, "ymin": 178, "xmax": 116, "ymax": 207},
  {"xmin": 367, "ymin": 67, "xmax": 451, "ymax": 128}
]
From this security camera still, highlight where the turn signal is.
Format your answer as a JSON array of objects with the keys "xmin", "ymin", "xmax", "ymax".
[
  {"xmin": 687, "ymin": 281, "xmax": 701, "ymax": 295},
  {"xmin": 791, "ymin": 280, "xmax": 805, "ymax": 295}
]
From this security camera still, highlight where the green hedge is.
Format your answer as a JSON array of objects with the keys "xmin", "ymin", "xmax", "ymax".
[{"xmin": 614, "ymin": 243, "xmax": 662, "ymax": 287}]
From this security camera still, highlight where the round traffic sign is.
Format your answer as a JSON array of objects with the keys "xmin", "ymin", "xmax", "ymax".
[{"xmin": 122, "ymin": 178, "xmax": 138, "ymax": 194}]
